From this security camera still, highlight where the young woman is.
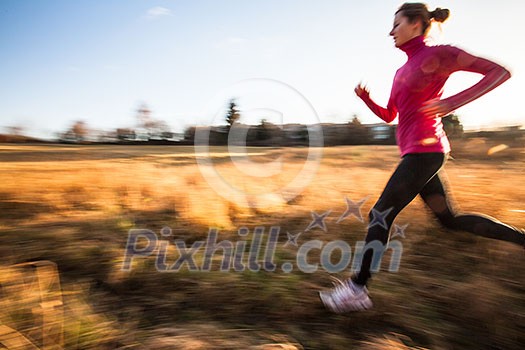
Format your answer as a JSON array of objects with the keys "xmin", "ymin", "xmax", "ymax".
[{"xmin": 320, "ymin": 3, "xmax": 525, "ymax": 313}]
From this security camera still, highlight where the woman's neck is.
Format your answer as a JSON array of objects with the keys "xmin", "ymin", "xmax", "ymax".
[{"xmin": 399, "ymin": 35, "xmax": 426, "ymax": 58}]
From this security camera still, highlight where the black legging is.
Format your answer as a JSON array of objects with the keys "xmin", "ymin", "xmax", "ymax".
[{"xmin": 353, "ymin": 152, "xmax": 525, "ymax": 286}]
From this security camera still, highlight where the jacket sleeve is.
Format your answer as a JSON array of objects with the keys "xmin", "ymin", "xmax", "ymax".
[
  {"xmin": 441, "ymin": 46, "xmax": 511, "ymax": 111},
  {"xmin": 359, "ymin": 91, "xmax": 398, "ymax": 123}
]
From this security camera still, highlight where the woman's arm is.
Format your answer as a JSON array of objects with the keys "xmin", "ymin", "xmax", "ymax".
[
  {"xmin": 419, "ymin": 48, "xmax": 511, "ymax": 117},
  {"xmin": 355, "ymin": 83, "xmax": 397, "ymax": 123}
]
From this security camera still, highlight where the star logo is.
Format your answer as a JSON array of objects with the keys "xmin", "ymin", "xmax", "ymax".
[
  {"xmin": 391, "ymin": 223, "xmax": 408, "ymax": 239},
  {"xmin": 337, "ymin": 196, "xmax": 369, "ymax": 223},
  {"xmin": 284, "ymin": 231, "xmax": 301, "ymax": 247},
  {"xmin": 305, "ymin": 210, "xmax": 332, "ymax": 232},
  {"xmin": 367, "ymin": 207, "xmax": 393, "ymax": 230}
]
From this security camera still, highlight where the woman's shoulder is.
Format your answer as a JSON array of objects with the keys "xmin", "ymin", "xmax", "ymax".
[
  {"xmin": 424, "ymin": 42, "xmax": 467, "ymax": 62},
  {"xmin": 425, "ymin": 43, "xmax": 481, "ymax": 72},
  {"xmin": 427, "ymin": 42, "xmax": 464, "ymax": 54}
]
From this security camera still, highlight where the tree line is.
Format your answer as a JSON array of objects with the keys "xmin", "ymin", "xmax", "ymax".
[{"xmin": 2, "ymin": 99, "xmax": 464, "ymax": 145}]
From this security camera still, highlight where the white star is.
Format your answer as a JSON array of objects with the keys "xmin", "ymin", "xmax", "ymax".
[
  {"xmin": 391, "ymin": 223, "xmax": 408, "ymax": 239},
  {"xmin": 368, "ymin": 207, "xmax": 393, "ymax": 230},
  {"xmin": 337, "ymin": 196, "xmax": 369, "ymax": 223},
  {"xmin": 284, "ymin": 232, "xmax": 301, "ymax": 247},
  {"xmin": 305, "ymin": 210, "xmax": 332, "ymax": 232}
]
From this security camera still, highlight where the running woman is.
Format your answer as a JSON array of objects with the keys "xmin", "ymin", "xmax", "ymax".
[{"xmin": 320, "ymin": 2, "xmax": 525, "ymax": 313}]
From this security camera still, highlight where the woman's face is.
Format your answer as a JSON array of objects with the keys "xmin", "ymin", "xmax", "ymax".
[{"xmin": 389, "ymin": 12, "xmax": 421, "ymax": 48}]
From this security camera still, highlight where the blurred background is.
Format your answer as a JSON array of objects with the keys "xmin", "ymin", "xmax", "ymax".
[
  {"xmin": 1, "ymin": 1, "xmax": 524, "ymax": 349},
  {"xmin": 1, "ymin": 0, "xmax": 524, "ymax": 139}
]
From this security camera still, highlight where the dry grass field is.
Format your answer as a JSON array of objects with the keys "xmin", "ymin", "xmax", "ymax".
[{"xmin": 0, "ymin": 140, "xmax": 524, "ymax": 349}]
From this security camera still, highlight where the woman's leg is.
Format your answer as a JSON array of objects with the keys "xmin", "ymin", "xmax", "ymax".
[
  {"xmin": 353, "ymin": 153, "xmax": 447, "ymax": 286},
  {"xmin": 420, "ymin": 170, "xmax": 525, "ymax": 246}
]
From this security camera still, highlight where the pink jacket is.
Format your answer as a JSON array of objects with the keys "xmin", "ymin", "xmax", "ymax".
[{"xmin": 359, "ymin": 35, "xmax": 510, "ymax": 156}]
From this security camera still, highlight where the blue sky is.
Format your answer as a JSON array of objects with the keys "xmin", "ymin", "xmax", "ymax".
[{"xmin": 1, "ymin": 0, "xmax": 524, "ymax": 139}]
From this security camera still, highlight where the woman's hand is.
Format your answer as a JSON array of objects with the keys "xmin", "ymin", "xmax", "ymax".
[
  {"xmin": 419, "ymin": 98, "xmax": 452, "ymax": 118},
  {"xmin": 355, "ymin": 82, "xmax": 370, "ymax": 99}
]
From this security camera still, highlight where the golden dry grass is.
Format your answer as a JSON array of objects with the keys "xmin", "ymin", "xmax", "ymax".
[{"xmin": 0, "ymin": 141, "xmax": 524, "ymax": 349}]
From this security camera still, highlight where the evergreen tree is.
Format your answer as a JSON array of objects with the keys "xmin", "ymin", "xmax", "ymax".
[{"xmin": 225, "ymin": 99, "xmax": 240, "ymax": 128}]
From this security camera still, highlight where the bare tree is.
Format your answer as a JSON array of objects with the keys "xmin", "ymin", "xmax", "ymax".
[
  {"xmin": 349, "ymin": 114, "xmax": 362, "ymax": 126},
  {"xmin": 136, "ymin": 103, "xmax": 172, "ymax": 140},
  {"xmin": 137, "ymin": 104, "xmax": 152, "ymax": 128},
  {"xmin": 72, "ymin": 121, "xmax": 88, "ymax": 141},
  {"xmin": 59, "ymin": 120, "xmax": 89, "ymax": 142}
]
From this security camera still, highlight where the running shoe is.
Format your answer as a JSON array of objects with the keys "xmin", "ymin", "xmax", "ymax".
[{"xmin": 319, "ymin": 278, "xmax": 373, "ymax": 313}]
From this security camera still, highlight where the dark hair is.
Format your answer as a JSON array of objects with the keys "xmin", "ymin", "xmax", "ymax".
[{"xmin": 396, "ymin": 3, "xmax": 450, "ymax": 35}]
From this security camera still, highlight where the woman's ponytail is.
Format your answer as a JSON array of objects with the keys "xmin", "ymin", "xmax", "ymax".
[{"xmin": 430, "ymin": 7, "xmax": 450, "ymax": 23}]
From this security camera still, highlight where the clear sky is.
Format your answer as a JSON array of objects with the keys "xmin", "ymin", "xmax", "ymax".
[{"xmin": 1, "ymin": 0, "xmax": 524, "ymax": 139}]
